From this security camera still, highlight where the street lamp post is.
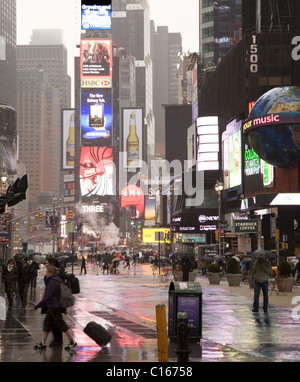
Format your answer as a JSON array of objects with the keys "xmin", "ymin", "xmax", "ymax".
[{"xmin": 214, "ymin": 180, "xmax": 224, "ymax": 256}]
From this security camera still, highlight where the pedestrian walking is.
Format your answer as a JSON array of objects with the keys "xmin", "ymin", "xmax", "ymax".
[
  {"xmin": 123, "ymin": 256, "xmax": 130, "ymax": 270},
  {"xmin": 29, "ymin": 259, "xmax": 40, "ymax": 288},
  {"xmin": 251, "ymin": 257, "xmax": 273, "ymax": 313},
  {"xmin": 17, "ymin": 256, "xmax": 33, "ymax": 308},
  {"xmin": 34, "ymin": 265, "xmax": 77, "ymax": 350},
  {"xmin": 80, "ymin": 256, "xmax": 87, "ymax": 274},
  {"xmin": 181, "ymin": 256, "xmax": 191, "ymax": 281},
  {"xmin": 45, "ymin": 257, "xmax": 64, "ymax": 346},
  {"xmin": 2, "ymin": 259, "xmax": 18, "ymax": 309}
]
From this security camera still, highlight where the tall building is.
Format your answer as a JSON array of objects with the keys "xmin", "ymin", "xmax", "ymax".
[
  {"xmin": 17, "ymin": 71, "xmax": 60, "ymax": 210},
  {"xmin": 0, "ymin": 0, "xmax": 16, "ymax": 109},
  {"xmin": 199, "ymin": 0, "xmax": 242, "ymax": 69},
  {"xmin": 152, "ymin": 25, "xmax": 183, "ymax": 157},
  {"xmin": 111, "ymin": 0, "xmax": 155, "ymax": 161},
  {"xmin": 16, "ymin": 29, "xmax": 71, "ymax": 111}
]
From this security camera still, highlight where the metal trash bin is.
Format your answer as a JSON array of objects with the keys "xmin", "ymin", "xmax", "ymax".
[{"xmin": 168, "ymin": 281, "xmax": 202, "ymax": 342}]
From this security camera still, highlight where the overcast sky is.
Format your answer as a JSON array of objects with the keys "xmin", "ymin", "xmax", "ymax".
[{"xmin": 16, "ymin": 0, "xmax": 199, "ymax": 102}]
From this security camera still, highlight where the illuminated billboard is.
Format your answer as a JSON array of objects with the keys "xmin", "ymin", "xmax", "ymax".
[
  {"xmin": 81, "ymin": 88, "xmax": 112, "ymax": 145},
  {"xmin": 79, "ymin": 146, "xmax": 114, "ymax": 197},
  {"xmin": 142, "ymin": 228, "xmax": 170, "ymax": 244},
  {"xmin": 244, "ymin": 144, "xmax": 274, "ymax": 192},
  {"xmin": 144, "ymin": 186, "xmax": 156, "ymax": 226},
  {"xmin": 81, "ymin": 1, "xmax": 112, "ymax": 31},
  {"xmin": 196, "ymin": 116, "xmax": 219, "ymax": 171},
  {"xmin": 222, "ymin": 119, "xmax": 242, "ymax": 191},
  {"xmin": 80, "ymin": 39, "xmax": 112, "ymax": 78},
  {"xmin": 122, "ymin": 108, "xmax": 143, "ymax": 169},
  {"xmin": 62, "ymin": 109, "xmax": 75, "ymax": 170},
  {"xmin": 120, "ymin": 185, "xmax": 144, "ymax": 219}
]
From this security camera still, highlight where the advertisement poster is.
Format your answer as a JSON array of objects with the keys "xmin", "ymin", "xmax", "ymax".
[
  {"xmin": 81, "ymin": 1, "xmax": 112, "ymax": 31},
  {"xmin": 144, "ymin": 186, "xmax": 156, "ymax": 226},
  {"xmin": 223, "ymin": 119, "xmax": 242, "ymax": 190},
  {"xmin": 79, "ymin": 146, "xmax": 114, "ymax": 197},
  {"xmin": 62, "ymin": 109, "xmax": 75, "ymax": 170},
  {"xmin": 229, "ymin": 129, "xmax": 242, "ymax": 188},
  {"xmin": 120, "ymin": 184, "xmax": 144, "ymax": 219},
  {"xmin": 81, "ymin": 89, "xmax": 112, "ymax": 145},
  {"xmin": 122, "ymin": 108, "xmax": 143, "ymax": 169},
  {"xmin": 80, "ymin": 39, "xmax": 112, "ymax": 78}
]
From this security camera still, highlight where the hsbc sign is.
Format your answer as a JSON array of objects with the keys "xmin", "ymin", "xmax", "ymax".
[{"xmin": 81, "ymin": 78, "xmax": 112, "ymax": 88}]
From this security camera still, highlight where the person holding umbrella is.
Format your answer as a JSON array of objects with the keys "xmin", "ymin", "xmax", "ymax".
[{"xmin": 251, "ymin": 255, "xmax": 273, "ymax": 313}]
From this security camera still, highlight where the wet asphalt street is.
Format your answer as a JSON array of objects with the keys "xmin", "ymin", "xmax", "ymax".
[{"xmin": 1, "ymin": 262, "xmax": 300, "ymax": 364}]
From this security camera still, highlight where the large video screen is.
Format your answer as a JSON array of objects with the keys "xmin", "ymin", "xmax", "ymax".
[
  {"xmin": 81, "ymin": 1, "xmax": 112, "ymax": 31},
  {"xmin": 222, "ymin": 119, "xmax": 242, "ymax": 190},
  {"xmin": 80, "ymin": 39, "xmax": 112, "ymax": 78},
  {"xmin": 79, "ymin": 146, "xmax": 114, "ymax": 197},
  {"xmin": 81, "ymin": 88, "xmax": 112, "ymax": 145}
]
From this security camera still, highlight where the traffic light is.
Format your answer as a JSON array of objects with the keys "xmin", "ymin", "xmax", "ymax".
[
  {"xmin": 67, "ymin": 210, "xmax": 73, "ymax": 220},
  {"xmin": 38, "ymin": 212, "xmax": 43, "ymax": 221},
  {"xmin": 215, "ymin": 231, "xmax": 219, "ymax": 242}
]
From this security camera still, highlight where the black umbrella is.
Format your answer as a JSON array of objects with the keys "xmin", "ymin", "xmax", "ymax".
[
  {"xmin": 250, "ymin": 249, "xmax": 277, "ymax": 260},
  {"xmin": 172, "ymin": 251, "xmax": 195, "ymax": 258},
  {"xmin": 241, "ymin": 257, "xmax": 255, "ymax": 263},
  {"xmin": 200, "ymin": 256, "xmax": 214, "ymax": 262},
  {"xmin": 213, "ymin": 255, "xmax": 225, "ymax": 261}
]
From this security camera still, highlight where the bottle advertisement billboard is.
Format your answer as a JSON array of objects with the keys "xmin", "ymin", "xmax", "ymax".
[{"xmin": 122, "ymin": 108, "xmax": 143, "ymax": 169}]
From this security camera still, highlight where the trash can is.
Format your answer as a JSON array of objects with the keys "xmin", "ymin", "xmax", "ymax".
[{"xmin": 168, "ymin": 281, "xmax": 202, "ymax": 342}]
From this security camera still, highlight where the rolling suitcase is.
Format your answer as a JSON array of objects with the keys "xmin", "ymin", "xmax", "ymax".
[{"xmin": 83, "ymin": 321, "xmax": 112, "ymax": 347}]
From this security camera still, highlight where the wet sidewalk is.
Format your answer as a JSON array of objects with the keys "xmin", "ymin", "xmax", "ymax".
[{"xmin": 1, "ymin": 263, "xmax": 300, "ymax": 363}]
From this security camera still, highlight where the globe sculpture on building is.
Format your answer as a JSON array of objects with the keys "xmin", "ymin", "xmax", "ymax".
[{"xmin": 243, "ymin": 86, "xmax": 300, "ymax": 168}]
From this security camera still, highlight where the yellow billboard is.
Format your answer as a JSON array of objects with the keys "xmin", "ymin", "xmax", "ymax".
[{"xmin": 143, "ymin": 228, "xmax": 170, "ymax": 243}]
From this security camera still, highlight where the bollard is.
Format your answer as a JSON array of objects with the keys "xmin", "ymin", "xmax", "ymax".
[
  {"xmin": 175, "ymin": 311, "xmax": 190, "ymax": 362},
  {"xmin": 155, "ymin": 304, "xmax": 168, "ymax": 362}
]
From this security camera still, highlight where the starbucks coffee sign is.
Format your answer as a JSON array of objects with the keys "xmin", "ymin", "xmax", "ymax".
[{"xmin": 234, "ymin": 219, "xmax": 258, "ymax": 233}]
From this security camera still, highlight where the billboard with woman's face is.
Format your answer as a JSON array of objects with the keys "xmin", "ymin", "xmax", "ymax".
[{"xmin": 79, "ymin": 146, "xmax": 114, "ymax": 198}]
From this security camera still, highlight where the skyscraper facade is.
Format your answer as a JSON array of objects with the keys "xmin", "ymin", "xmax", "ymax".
[
  {"xmin": 199, "ymin": 0, "xmax": 242, "ymax": 69},
  {"xmin": 16, "ymin": 29, "xmax": 71, "ymax": 111},
  {"xmin": 0, "ymin": 0, "xmax": 16, "ymax": 109},
  {"xmin": 17, "ymin": 71, "xmax": 60, "ymax": 209},
  {"xmin": 111, "ymin": 0, "xmax": 155, "ymax": 161},
  {"xmin": 152, "ymin": 25, "xmax": 182, "ymax": 156}
]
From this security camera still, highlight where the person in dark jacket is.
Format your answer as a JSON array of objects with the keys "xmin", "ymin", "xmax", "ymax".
[
  {"xmin": 2, "ymin": 259, "xmax": 18, "ymax": 309},
  {"xmin": 34, "ymin": 265, "xmax": 77, "ymax": 350},
  {"xmin": 44, "ymin": 257, "xmax": 64, "ymax": 347},
  {"xmin": 29, "ymin": 259, "xmax": 40, "ymax": 288},
  {"xmin": 181, "ymin": 256, "xmax": 191, "ymax": 281},
  {"xmin": 80, "ymin": 256, "xmax": 87, "ymax": 274},
  {"xmin": 17, "ymin": 257, "xmax": 33, "ymax": 308}
]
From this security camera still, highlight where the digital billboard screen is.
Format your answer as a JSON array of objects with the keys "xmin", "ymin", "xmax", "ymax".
[
  {"xmin": 81, "ymin": 1, "xmax": 112, "ymax": 31},
  {"xmin": 120, "ymin": 184, "xmax": 144, "ymax": 219},
  {"xmin": 222, "ymin": 119, "xmax": 242, "ymax": 190},
  {"xmin": 80, "ymin": 39, "xmax": 112, "ymax": 78},
  {"xmin": 62, "ymin": 109, "xmax": 75, "ymax": 170},
  {"xmin": 79, "ymin": 146, "xmax": 114, "ymax": 197},
  {"xmin": 81, "ymin": 88, "xmax": 112, "ymax": 145},
  {"xmin": 122, "ymin": 108, "xmax": 143, "ymax": 169}
]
